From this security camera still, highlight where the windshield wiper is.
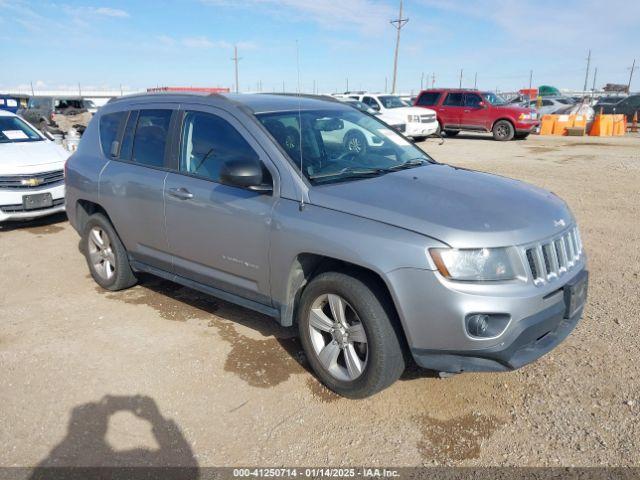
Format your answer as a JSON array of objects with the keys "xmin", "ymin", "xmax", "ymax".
[
  {"xmin": 381, "ymin": 158, "xmax": 430, "ymax": 172},
  {"xmin": 310, "ymin": 167, "xmax": 387, "ymax": 182}
]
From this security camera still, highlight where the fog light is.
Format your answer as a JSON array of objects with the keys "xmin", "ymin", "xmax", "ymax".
[{"xmin": 465, "ymin": 313, "xmax": 510, "ymax": 338}]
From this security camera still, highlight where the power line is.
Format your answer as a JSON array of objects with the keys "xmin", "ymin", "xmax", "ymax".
[{"xmin": 390, "ymin": 0, "xmax": 408, "ymax": 94}]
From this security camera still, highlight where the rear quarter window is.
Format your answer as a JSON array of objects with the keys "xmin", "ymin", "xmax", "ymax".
[
  {"xmin": 416, "ymin": 92, "xmax": 441, "ymax": 106},
  {"xmin": 99, "ymin": 112, "xmax": 126, "ymax": 157}
]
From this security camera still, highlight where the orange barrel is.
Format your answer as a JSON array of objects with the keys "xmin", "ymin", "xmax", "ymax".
[
  {"xmin": 539, "ymin": 115, "xmax": 556, "ymax": 135},
  {"xmin": 552, "ymin": 114, "xmax": 571, "ymax": 135}
]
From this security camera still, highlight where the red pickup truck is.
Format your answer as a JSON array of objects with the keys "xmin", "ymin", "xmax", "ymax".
[{"xmin": 414, "ymin": 89, "xmax": 539, "ymax": 141}]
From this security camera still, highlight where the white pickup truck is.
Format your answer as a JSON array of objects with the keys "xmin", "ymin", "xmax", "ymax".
[{"xmin": 336, "ymin": 93, "xmax": 438, "ymax": 141}]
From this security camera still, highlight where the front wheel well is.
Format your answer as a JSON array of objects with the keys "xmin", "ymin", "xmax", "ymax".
[
  {"xmin": 491, "ymin": 117, "xmax": 515, "ymax": 131},
  {"xmin": 282, "ymin": 254, "xmax": 409, "ymax": 353}
]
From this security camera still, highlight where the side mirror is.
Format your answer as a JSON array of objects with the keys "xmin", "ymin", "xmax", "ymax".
[
  {"xmin": 220, "ymin": 158, "xmax": 272, "ymax": 193},
  {"xmin": 478, "ymin": 101, "xmax": 486, "ymax": 108},
  {"xmin": 370, "ymin": 103, "xmax": 380, "ymax": 111}
]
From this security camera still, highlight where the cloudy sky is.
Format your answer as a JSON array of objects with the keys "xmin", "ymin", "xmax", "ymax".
[{"xmin": 1, "ymin": 0, "xmax": 638, "ymax": 93}]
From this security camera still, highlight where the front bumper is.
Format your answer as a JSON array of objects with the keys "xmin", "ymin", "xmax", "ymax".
[
  {"xmin": 514, "ymin": 119, "xmax": 539, "ymax": 133},
  {"xmin": 0, "ymin": 183, "xmax": 66, "ymax": 222},
  {"xmin": 386, "ymin": 263, "xmax": 588, "ymax": 373},
  {"xmin": 405, "ymin": 121, "xmax": 439, "ymax": 138}
]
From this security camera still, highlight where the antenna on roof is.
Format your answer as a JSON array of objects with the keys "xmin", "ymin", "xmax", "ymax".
[{"xmin": 296, "ymin": 39, "xmax": 305, "ymax": 211}]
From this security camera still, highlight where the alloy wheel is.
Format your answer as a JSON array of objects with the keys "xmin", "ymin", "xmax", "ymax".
[
  {"xmin": 87, "ymin": 226, "xmax": 116, "ymax": 280},
  {"xmin": 308, "ymin": 293, "xmax": 368, "ymax": 381}
]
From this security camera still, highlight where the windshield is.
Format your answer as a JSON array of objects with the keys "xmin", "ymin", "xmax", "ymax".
[
  {"xmin": 345, "ymin": 100, "xmax": 378, "ymax": 115},
  {"xmin": 0, "ymin": 116, "xmax": 43, "ymax": 144},
  {"xmin": 482, "ymin": 92, "xmax": 507, "ymax": 106},
  {"xmin": 378, "ymin": 95, "xmax": 406, "ymax": 109},
  {"xmin": 257, "ymin": 108, "xmax": 434, "ymax": 185}
]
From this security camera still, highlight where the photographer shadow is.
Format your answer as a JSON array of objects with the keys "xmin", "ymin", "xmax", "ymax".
[{"xmin": 29, "ymin": 395, "xmax": 199, "ymax": 480}]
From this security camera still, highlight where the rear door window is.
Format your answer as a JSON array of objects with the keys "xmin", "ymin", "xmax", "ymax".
[
  {"xmin": 443, "ymin": 93, "xmax": 464, "ymax": 106},
  {"xmin": 416, "ymin": 92, "xmax": 441, "ymax": 106},
  {"xmin": 99, "ymin": 112, "xmax": 127, "ymax": 157},
  {"xmin": 130, "ymin": 109, "xmax": 172, "ymax": 168}
]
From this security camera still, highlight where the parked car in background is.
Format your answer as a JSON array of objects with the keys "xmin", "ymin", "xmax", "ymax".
[
  {"xmin": 66, "ymin": 92, "xmax": 588, "ymax": 398},
  {"xmin": 593, "ymin": 96, "xmax": 626, "ymax": 109},
  {"xmin": 415, "ymin": 89, "xmax": 539, "ymax": 140},
  {"xmin": 17, "ymin": 96, "xmax": 94, "ymax": 134},
  {"xmin": 338, "ymin": 98, "xmax": 406, "ymax": 134},
  {"xmin": 0, "ymin": 110, "xmax": 68, "ymax": 222},
  {"xmin": 339, "ymin": 93, "xmax": 438, "ymax": 140},
  {"xmin": 527, "ymin": 97, "xmax": 575, "ymax": 116},
  {"xmin": 0, "ymin": 96, "xmax": 21, "ymax": 114},
  {"xmin": 598, "ymin": 95, "xmax": 640, "ymax": 118}
]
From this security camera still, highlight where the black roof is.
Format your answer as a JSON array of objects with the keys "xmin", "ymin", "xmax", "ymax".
[{"xmin": 108, "ymin": 92, "xmax": 347, "ymax": 114}]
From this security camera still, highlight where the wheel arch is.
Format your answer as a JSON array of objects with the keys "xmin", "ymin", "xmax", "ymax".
[
  {"xmin": 280, "ymin": 253, "xmax": 409, "ymax": 352},
  {"xmin": 75, "ymin": 199, "xmax": 114, "ymax": 232},
  {"xmin": 491, "ymin": 117, "xmax": 516, "ymax": 131}
]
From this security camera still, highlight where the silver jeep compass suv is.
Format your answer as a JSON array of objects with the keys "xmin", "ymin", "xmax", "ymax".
[{"xmin": 65, "ymin": 93, "xmax": 588, "ymax": 398}]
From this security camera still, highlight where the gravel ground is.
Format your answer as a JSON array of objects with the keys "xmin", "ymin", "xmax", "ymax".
[{"xmin": 0, "ymin": 133, "xmax": 638, "ymax": 469}]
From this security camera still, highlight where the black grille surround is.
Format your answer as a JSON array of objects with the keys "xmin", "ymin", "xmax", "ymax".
[{"xmin": 0, "ymin": 170, "xmax": 64, "ymax": 189}]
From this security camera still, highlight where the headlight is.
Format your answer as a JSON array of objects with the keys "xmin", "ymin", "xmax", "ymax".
[
  {"xmin": 408, "ymin": 114, "xmax": 421, "ymax": 123},
  {"xmin": 430, "ymin": 248, "xmax": 518, "ymax": 281}
]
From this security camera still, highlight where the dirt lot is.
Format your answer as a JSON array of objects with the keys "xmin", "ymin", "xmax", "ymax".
[{"xmin": 1, "ymin": 133, "xmax": 639, "ymax": 469}]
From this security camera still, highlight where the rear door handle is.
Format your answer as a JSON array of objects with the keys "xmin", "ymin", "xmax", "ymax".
[{"xmin": 167, "ymin": 187, "xmax": 194, "ymax": 200}]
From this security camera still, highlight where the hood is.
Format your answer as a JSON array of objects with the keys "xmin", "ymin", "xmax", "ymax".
[
  {"xmin": 494, "ymin": 104, "xmax": 531, "ymax": 115},
  {"xmin": 308, "ymin": 164, "xmax": 573, "ymax": 248},
  {"xmin": 384, "ymin": 106, "xmax": 435, "ymax": 121},
  {"xmin": 0, "ymin": 140, "xmax": 69, "ymax": 174}
]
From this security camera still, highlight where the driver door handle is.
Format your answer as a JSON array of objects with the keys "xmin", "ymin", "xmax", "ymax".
[{"xmin": 167, "ymin": 187, "xmax": 194, "ymax": 200}]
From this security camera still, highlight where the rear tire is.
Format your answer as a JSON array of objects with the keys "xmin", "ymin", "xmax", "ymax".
[
  {"xmin": 492, "ymin": 120, "xmax": 515, "ymax": 141},
  {"xmin": 298, "ymin": 271, "xmax": 406, "ymax": 398},
  {"xmin": 82, "ymin": 213, "xmax": 137, "ymax": 291}
]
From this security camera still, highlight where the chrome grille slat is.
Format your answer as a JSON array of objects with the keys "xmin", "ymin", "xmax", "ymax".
[
  {"xmin": 525, "ymin": 227, "xmax": 583, "ymax": 286},
  {"xmin": 0, "ymin": 170, "xmax": 64, "ymax": 189}
]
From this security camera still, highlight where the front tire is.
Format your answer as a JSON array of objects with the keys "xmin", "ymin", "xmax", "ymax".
[
  {"xmin": 443, "ymin": 129, "xmax": 460, "ymax": 137},
  {"xmin": 514, "ymin": 132, "xmax": 530, "ymax": 140},
  {"xmin": 83, "ymin": 213, "xmax": 137, "ymax": 291},
  {"xmin": 492, "ymin": 120, "xmax": 515, "ymax": 141},
  {"xmin": 298, "ymin": 272, "xmax": 405, "ymax": 398}
]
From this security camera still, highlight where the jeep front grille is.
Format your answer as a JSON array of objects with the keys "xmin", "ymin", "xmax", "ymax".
[
  {"xmin": 525, "ymin": 227, "xmax": 583, "ymax": 285},
  {"xmin": 0, "ymin": 170, "xmax": 64, "ymax": 189}
]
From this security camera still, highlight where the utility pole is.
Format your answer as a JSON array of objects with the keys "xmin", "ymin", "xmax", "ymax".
[
  {"xmin": 231, "ymin": 45, "xmax": 242, "ymax": 93},
  {"xmin": 390, "ymin": 0, "xmax": 409, "ymax": 94},
  {"xmin": 346, "ymin": 78, "xmax": 349, "ymax": 92},
  {"xmin": 528, "ymin": 70, "xmax": 533, "ymax": 101},
  {"xmin": 282, "ymin": 80, "xmax": 285, "ymax": 93},
  {"xmin": 473, "ymin": 72, "xmax": 477, "ymax": 89},
  {"xmin": 583, "ymin": 49, "xmax": 591, "ymax": 93},
  {"xmin": 30, "ymin": 81, "xmax": 35, "ymax": 96},
  {"xmin": 384, "ymin": 77, "xmax": 388, "ymax": 93},
  {"xmin": 459, "ymin": 69, "xmax": 463, "ymax": 88},
  {"xmin": 431, "ymin": 73, "xmax": 435, "ymax": 88},
  {"xmin": 420, "ymin": 72, "xmax": 424, "ymax": 90},
  {"xmin": 592, "ymin": 67, "xmax": 598, "ymax": 93},
  {"xmin": 628, "ymin": 59, "xmax": 637, "ymax": 94}
]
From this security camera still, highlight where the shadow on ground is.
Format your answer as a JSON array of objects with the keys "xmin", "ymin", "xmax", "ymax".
[
  {"xmin": 29, "ymin": 395, "xmax": 198, "ymax": 480},
  {"xmin": 0, "ymin": 212, "xmax": 67, "ymax": 234}
]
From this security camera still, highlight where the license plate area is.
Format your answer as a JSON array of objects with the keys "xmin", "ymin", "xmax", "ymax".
[
  {"xmin": 563, "ymin": 270, "xmax": 588, "ymax": 318},
  {"xmin": 22, "ymin": 192, "xmax": 53, "ymax": 210}
]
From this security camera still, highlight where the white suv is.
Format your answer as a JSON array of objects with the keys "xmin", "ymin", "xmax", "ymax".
[
  {"xmin": 0, "ymin": 110, "xmax": 68, "ymax": 222},
  {"xmin": 352, "ymin": 93, "xmax": 438, "ymax": 140}
]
